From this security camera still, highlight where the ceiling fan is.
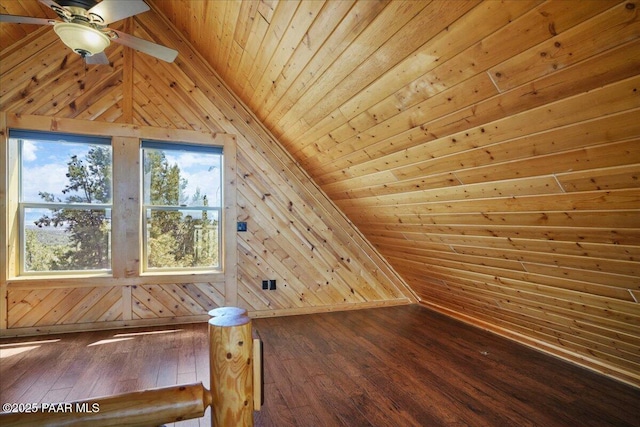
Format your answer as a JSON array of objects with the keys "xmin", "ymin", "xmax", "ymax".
[{"xmin": 0, "ymin": 0, "xmax": 178, "ymax": 64}]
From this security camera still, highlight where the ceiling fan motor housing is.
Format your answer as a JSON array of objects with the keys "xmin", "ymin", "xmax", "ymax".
[{"xmin": 57, "ymin": 0, "xmax": 100, "ymax": 10}]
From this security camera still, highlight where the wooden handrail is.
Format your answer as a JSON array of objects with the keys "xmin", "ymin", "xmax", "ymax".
[
  {"xmin": 0, "ymin": 307, "xmax": 261, "ymax": 427},
  {"xmin": 0, "ymin": 382, "xmax": 210, "ymax": 427}
]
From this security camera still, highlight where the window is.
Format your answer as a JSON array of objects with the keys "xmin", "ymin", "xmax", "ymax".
[
  {"xmin": 12, "ymin": 130, "xmax": 112, "ymax": 274},
  {"xmin": 142, "ymin": 141, "xmax": 223, "ymax": 271},
  {"xmin": 5, "ymin": 121, "xmax": 235, "ymax": 283}
]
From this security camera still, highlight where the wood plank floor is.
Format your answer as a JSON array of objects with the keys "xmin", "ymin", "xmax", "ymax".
[{"xmin": 1, "ymin": 304, "xmax": 639, "ymax": 426}]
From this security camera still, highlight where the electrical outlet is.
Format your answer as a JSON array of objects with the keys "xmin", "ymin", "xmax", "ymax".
[
  {"xmin": 262, "ymin": 280, "xmax": 269, "ymax": 290},
  {"xmin": 269, "ymin": 279, "xmax": 276, "ymax": 290}
]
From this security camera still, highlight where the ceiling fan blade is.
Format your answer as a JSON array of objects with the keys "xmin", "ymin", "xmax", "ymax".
[
  {"xmin": 0, "ymin": 14, "xmax": 56, "ymax": 26},
  {"xmin": 85, "ymin": 51, "xmax": 109, "ymax": 65},
  {"xmin": 88, "ymin": 0, "xmax": 149, "ymax": 25},
  {"xmin": 110, "ymin": 29, "xmax": 177, "ymax": 63},
  {"xmin": 38, "ymin": 0, "xmax": 64, "ymax": 11}
]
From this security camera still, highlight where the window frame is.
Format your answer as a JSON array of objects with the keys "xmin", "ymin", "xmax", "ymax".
[
  {"xmin": 13, "ymin": 130, "xmax": 114, "ymax": 276},
  {"xmin": 141, "ymin": 140, "xmax": 224, "ymax": 273},
  {"xmin": 2, "ymin": 115, "xmax": 237, "ymax": 298}
]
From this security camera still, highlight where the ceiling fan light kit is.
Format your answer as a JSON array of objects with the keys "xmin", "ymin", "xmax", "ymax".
[
  {"xmin": 53, "ymin": 22, "xmax": 110, "ymax": 57},
  {"xmin": 0, "ymin": 0, "xmax": 177, "ymax": 63}
]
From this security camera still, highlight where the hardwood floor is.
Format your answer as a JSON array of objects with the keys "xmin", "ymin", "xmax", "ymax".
[{"xmin": 1, "ymin": 304, "xmax": 638, "ymax": 426}]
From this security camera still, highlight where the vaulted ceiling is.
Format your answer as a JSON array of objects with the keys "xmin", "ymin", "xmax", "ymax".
[{"xmin": 1, "ymin": 0, "xmax": 639, "ymax": 385}]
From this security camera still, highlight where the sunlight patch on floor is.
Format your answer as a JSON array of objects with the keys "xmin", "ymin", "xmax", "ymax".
[{"xmin": 0, "ymin": 339, "xmax": 61, "ymax": 358}]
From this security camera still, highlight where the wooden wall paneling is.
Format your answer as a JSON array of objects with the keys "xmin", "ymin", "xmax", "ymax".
[
  {"xmin": 225, "ymin": 1, "xmax": 256, "ymax": 85},
  {"xmin": 131, "ymin": 26, "xmax": 218, "ymax": 132},
  {"xmin": 0, "ymin": 48, "xmax": 83, "ymax": 112},
  {"xmin": 133, "ymin": 60, "xmax": 207, "ymax": 131},
  {"xmin": 402, "ymin": 259, "xmax": 634, "ymax": 302},
  {"xmin": 297, "ymin": 0, "xmax": 483, "ymax": 137},
  {"xmin": 132, "ymin": 61, "xmax": 194, "ymax": 130},
  {"xmin": 373, "ymin": 222, "xmax": 640, "ymax": 248},
  {"xmin": 137, "ymin": 6, "xmax": 414, "ymax": 309},
  {"xmin": 98, "ymin": 102, "xmax": 125, "ymax": 123},
  {"xmin": 297, "ymin": 71, "xmax": 496, "ymax": 168},
  {"xmin": 391, "ymin": 256, "xmax": 633, "ymax": 305},
  {"xmin": 0, "ymin": 28, "xmax": 61, "ymax": 95},
  {"xmin": 489, "ymin": 1, "xmax": 640, "ymax": 92},
  {"xmin": 520, "ymin": 263, "xmax": 637, "ymax": 289},
  {"xmin": 332, "ymin": 0, "xmax": 540, "ymax": 124},
  {"xmin": 231, "ymin": 0, "xmax": 271, "ymax": 97},
  {"xmin": 258, "ymin": 0, "xmax": 355, "ymax": 120},
  {"xmin": 209, "ymin": 1, "xmax": 229, "ymax": 71},
  {"xmin": 73, "ymin": 81, "xmax": 124, "ymax": 122},
  {"xmin": 302, "ymin": 0, "xmax": 542, "ymax": 151},
  {"xmin": 130, "ymin": 22, "xmax": 229, "ymax": 134},
  {"xmin": 236, "ymin": 202, "xmax": 334, "ymax": 307},
  {"xmin": 136, "ymin": 284, "xmax": 200, "ymax": 317},
  {"xmin": 556, "ymin": 163, "xmax": 640, "ymax": 192},
  {"xmin": 385, "ymin": 248, "xmax": 526, "ymax": 275},
  {"xmin": 111, "ymin": 136, "xmax": 140, "ymax": 284},
  {"xmin": 340, "ymin": 189, "xmax": 639, "ymax": 221},
  {"xmin": 413, "ymin": 282, "xmax": 640, "ymax": 381},
  {"xmin": 187, "ymin": 1, "xmax": 212, "ymax": 53},
  {"xmin": 336, "ymin": 175, "xmax": 564, "ymax": 208},
  {"xmin": 187, "ymin": 282, "xmax": 226, "ymax": 310},
  {"xmin": 49, "ymin": 61, "xmax": 125, "ymax": 119},
  {"xmin": 345, "ymin": 72, "xmax": 633, "ymax": 187},
  {"xmin": 454, "ymin": 136, "xmax": 640, "ymax": 186},
  {"xmin": 132, "ymin": 75, "xmax": 172, "ymax": 128},
  {"xmin": 248, "ymin": 0, "xmax": 326, "ymax": 111},
  {"xmin": 239, "ymin": 0, "xmax": 300, "ymax": 101},
  {"xmin": 13, "ymin": 55, "xmax": 120, "ymax": 117},
  {"xmin": 121, "ymin": 18, "xmax": 134, "ymax": 123},
  {"xmin": 407, "ymin": 272, "xmax": 638, "ymax": 347},
  {"xmin": 237, "ymin": 144, "xmax": 402, "ymax": 303},
  {"xmin": 263, "ymin": 0, "xmax": 391, "ymax": 131},
  {"xmin": 6, "ymin": 287, "xmax": 55, "ymax": 325},
  {"xmin": 313, "ymin": 74, "xmax": 640, "ymax": 183},
  {"xmin": 0, "ymin": 0, "xmax": 56, "ymax": 51},
  {"xmin": 0, "ymin": 111, "xmax": 7, "ymax": 329},
  {"xmin": 236, "ymin": 253, "xmax": 274, "ymax": 311},
  {"xmin": 389, "ymin": 37, "xmax": 640, "ymax": 154},
  {"xmin": 132, "ymin": 285, "xmax": 167, "ymax": 319},
  {"xmin": 131, "ymin": 283, "xmax": 222, "ymax": 320},
  {"xmin": 322, "ymin": 111, "xmax": 640, "ymax": 196},
  {"xmin": 223, "ymin": 129, "xmax": 238, "ymax": 307},
  {"xmin": 429, "ymin": 257, "xmax": 639, "ymax": 317},
  {"xmin": 0, "ymin": 7, "xmax": 47, "ymax": 52},
  {"xmin": 452, "ymin": 245, "xmax": 639, "ymax": 278},
  {"xmin": 7, "ymin": 287, "xmax": 123, "ymax": 328},
  {"xmin": 236, "ymin": 174, "xmax": 362, "ymax": 307},
  {"xmin": 238, "ymin": 230, "xmax": 327, "ymax": 310},
  {"xmin": 21, "ymin": 288, "xmax": 90, "ymax": 326},
  {"xmin": 403, "ymin": 209, "xmax": 634, "ymax": 250},
  {"xmin": 401, "ymin": 232, "xmax": 640, "ymax": 265},
  {"xmin": 13, "ymin": 0, "xmax": 55, "ymax": 18},
  {"xmin": 415, "ymin": 276, "xmax": 640, "ymax": 366},
  {"xmin": 275, "ymin": 0, "xmax": 432, "ymax": 137},
  {"xmin": 57, "ymin": 287, "xmax": 122, "ymax": 324},
  {"xmin": 291, "ymin": 0, "xmax": 616, "ymax": 166}
]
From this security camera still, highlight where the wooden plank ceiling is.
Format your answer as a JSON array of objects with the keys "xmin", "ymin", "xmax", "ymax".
[{"xmin": 1, "ymin": 0, "xmax": 639, "ymax": 384}]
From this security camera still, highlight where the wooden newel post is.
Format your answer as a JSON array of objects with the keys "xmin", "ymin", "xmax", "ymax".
[{"xmin": 208, "ymin": 308, "xmax": 254, "ymax": 427}]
